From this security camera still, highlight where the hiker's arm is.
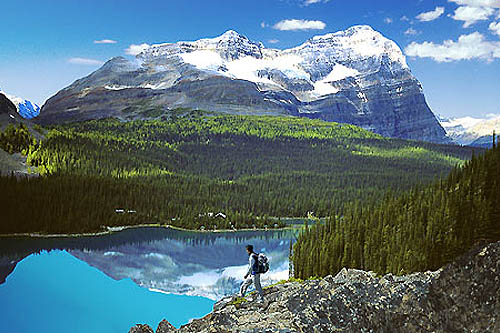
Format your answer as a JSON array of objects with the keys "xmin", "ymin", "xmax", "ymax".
[{"xmin": 244, "ymin": 256, "xmax": 253, "ymax": 278}]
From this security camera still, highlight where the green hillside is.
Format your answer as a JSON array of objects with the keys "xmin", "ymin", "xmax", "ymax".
[
  {"xmin": 0, "ymin": 114, "xmax": 477, "ymax": 234},
  {"xmin": 293, "ymin": 142, "xmax": 500, "ymax": 279}
]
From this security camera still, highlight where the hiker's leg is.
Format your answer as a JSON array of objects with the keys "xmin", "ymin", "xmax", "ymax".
[
  {"xmin": 253, "ymin": 274, "xmax": 264, "ymax": 300},
  {"xmin": 239, "ymin": 276, "xmax": 253, "ymax": 297}
]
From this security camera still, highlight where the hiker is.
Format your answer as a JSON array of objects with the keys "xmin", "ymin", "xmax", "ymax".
[{"xmin": 239, "ymin": 244, "xmax": 264, "ymax": 302}]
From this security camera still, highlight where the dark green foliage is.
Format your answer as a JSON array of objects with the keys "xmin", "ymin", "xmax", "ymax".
[
  {"xmin": 0, "ymin": 115, "xmax": 477, "ymax": 234},
  {"xmin": 293, "ymin": 145, "xmax": 500, "ymax": 279},
  {"xmin": 0, "ymin": 123, "xmax": 37, "ymax": 154}
]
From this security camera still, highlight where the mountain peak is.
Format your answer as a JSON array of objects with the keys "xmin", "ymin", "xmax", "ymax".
[
  {"xmin": 219, "ymin": 30, "xmax": 243, "ymax": 39},
  {"xmin": 0, "ymin": 89, "xmax": 40, "ymax": 119},
  {"xmin": 300, "ymin": 25, "xmax": 408, "ymax": 70}
]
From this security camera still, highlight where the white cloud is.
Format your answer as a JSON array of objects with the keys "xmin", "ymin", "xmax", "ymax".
[
  {"xmin": 272, "ymin": 19, "xmax": 326, "ymax": 31},
  {"xmin": 303, "ymin": 0, "xmax": 330, "ymax": 5},
  {"xmin": 401, "ymin": 15, "xmax": 410, "ymax": 21},
  {"xmin": 94, "ymin": 39, "xmax": 117, "ymax": 44},
  {"xmin": 450, "ymin": 5, "xmax": 495, "ymax": 27},
  {"xmin": 416, "ymin": 7, "xmax": 445, "ymax": 21},
  {"xmin": 405, "ymin": 32, "xmax": 500, "ymax": 62},
  {"xmin": 489, "ymin": 21, "xmax": 500, "ymax": 35},
  {"xmin": 68, "ymin": 57, "xmax": 104, "ymax": 66},
  {"xmin": 448, "ymin": 0, "xmax": 500, "ymax": 8},
  {"xmin": 268, "ymin": 39, "xmax": 280, "ymax": 44},
  {"xmin": 404, "ymin": 27, "xmax": 420, "ymax": 35},
  {"xmin": 125, "ymin": 43, "xmax": 150, "ymax": 56},
  {"xmin": 384, "ymin": 17, "xmax": 393, "ymax": 24},
  {"xmin": 260, "ymin": 21, "xmax": 268, "ymax": 28}
]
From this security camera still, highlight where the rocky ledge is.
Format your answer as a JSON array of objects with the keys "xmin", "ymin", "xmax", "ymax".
[{"xmin": 130, "ymin": 241, "xmax": 499, "ymax": 332}]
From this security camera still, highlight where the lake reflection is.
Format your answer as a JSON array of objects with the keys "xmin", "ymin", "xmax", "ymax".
[{"xmin": 0, "ymin": 227, "xmax": 297, "ymax": 300}]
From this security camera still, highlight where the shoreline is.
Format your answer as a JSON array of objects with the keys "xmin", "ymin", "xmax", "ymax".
[{"xmin": 0, "ymin": 222, "xmax": 302, "ymax": 239}]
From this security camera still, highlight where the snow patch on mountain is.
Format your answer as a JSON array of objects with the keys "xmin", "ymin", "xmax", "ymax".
[
  {"xmin": 311, "ymin": 64, "xmax": 360, "ymax": 97},
  {"xmin": 0, "ymin": 89, "xmax": 40, "ymax": 119},
  {"xmin": 324, "ymin": 64, "xmax": 361, "ymax": 82},
  {"xmin": 180, "ymin": 50, "xmax": 309, "ymax": 88},
  {"xmin": 179, "ymin": 50, "xmax": 224, "ymax": 72},
  {"xmin": 136, "ymin": 25, "xmax": 407, "ymax": 95},
  {"xmin": 104, "ymin": 85, "xmax": 134, "ymax": 90},
  {"xmin": 226, "ymin": 54, "xmax": 308, "ymax": 83},
  {"xmin": 440, "ymin": 115, "xmax": 500, "ymax": 145}
]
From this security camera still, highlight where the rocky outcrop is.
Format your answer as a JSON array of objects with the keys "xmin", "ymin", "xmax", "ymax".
[
  {"xmin": 37, "ymin": 26, "xmax": 449, "ymax": 143},
  {"xmin": 0, "ymin": 93, "xmax": 22, "ymax": 127},
  {"xmin": 130, "ymin": 241, "xmax": 499, "ymax": 332}
]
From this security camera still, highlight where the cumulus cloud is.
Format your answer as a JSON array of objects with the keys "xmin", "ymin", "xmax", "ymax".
[
  {"xmin": 450, "ymin": 5, "xmax": 495, "ymax": 27},
  {"xmin": 400, "ymin": 15, "xmax": 410, "ymax": 21},
  {"xmin": 489, "ymin": 21, "xmax": 500, "ymax": 35},
  {"xmin": 384, "ymin": 17, "xmax": 393, "ymax": 24},
  {"xmin": 272, "ymin": 19, "xmax": 326, "ymax": 31},
  {"xmin": 68, "ymin": 57, "xmax": 104, "ymax": 65},
  {"xmin": 448, "ymin": 0, "xmax": 500, "ymax": 8},
  {"xmin": 125, "ymin": 43, "xmax": 150, "ymax": 56},
  {"xmin": 405, "ymin": 32, "xmax": 500, "ymax": 62},
  {"xmin": 404, "ymin": 27, "xmax": 420, "ymax": 36},
  {"xmin": 260, "ymin": 21, "xmax": 268, "ymax": 28},
  {"xmin": 268, "ymin": 39, "xmax": 280, "ymax": 44},
  {"xmin": 416, "ymin": 6, "xmax": 445, "ymax": 21},
  {"xmin": 94, "ymin": 39, "xmax": 117, "ymax": 44}
]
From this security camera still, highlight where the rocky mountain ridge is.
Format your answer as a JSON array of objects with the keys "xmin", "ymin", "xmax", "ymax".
[
  {"xmin": 130, "ymin": 241, "xmax": 499, "ymax": 333},
  {"xmin": 37, "ymin": 26, "xmax": 449, "ymax": 143},
  {"xmin": 0, "ymin": 89, "xmax": 40, "ymax": 119}
]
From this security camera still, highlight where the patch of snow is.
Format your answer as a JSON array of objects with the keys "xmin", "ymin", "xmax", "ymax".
[
  {"xmin": 225, "ymin": 54, "xmax": 309, "ymax": 83},
  {"xmin": 324, "ymin": 64, "xmax": 360, "ymax": 82},
  {"xmin": 104, "ymin": 85, "xmax": 133, "ymax": 90},
  {"xmin": 179, "ymin": 50, "xmax": 224, "ymax": 72},
  {"xmin": 309, "ymin": 64, "xmax": 360, "ymax": 97},
  {"xmin": 312, "ymin": 80, "xmax": 339, "ymax": 96},
  {"xmin": 140, "ymin": 82, "xmax": 170, "ymax": 89}
]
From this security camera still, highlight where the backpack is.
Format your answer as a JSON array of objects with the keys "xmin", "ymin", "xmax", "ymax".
[{"xmin": 256, "ymin": 253, "xmax": 269, "ymax": 274}]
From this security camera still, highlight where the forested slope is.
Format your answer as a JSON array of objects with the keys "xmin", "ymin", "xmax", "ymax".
[
  {"xmin": 0, "ymin": 114, "xmax": 477, "ymax": 234},
  {"xmin": 293, "ymin": 141, "xmax": 500, "ymax": 279}
]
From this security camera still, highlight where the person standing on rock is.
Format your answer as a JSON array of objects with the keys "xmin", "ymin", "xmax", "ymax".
[{"xmin": 239, "ymin": 244, "xmax": 264, "ymax": 302}]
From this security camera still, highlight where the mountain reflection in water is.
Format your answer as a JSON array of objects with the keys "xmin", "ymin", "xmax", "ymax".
[{"xmin": 0, "ymin": 227, "xmax": 297, "ymax": 299}]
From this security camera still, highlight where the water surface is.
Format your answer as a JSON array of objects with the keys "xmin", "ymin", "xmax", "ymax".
[{"xmin": 0, "ymin": 227, "xmax": 297, "ymax": 332}]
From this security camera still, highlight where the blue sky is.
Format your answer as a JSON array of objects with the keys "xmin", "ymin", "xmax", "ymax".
[{"xmin": 1, "ymin": 0, "xmax": 499, "ymax": 118}]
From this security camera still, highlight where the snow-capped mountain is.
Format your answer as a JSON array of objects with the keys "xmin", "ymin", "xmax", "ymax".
[
  {"xmin": 0, "ymin": 89, "xmax": 40, "ymax": 119},
  {"xmin": 38, "ymin": 26, "xmax": 448, "ymax": 143},
  {"xmin": 136, "ymin": 25, "xmax": 408, "ymax": 100},
  {"xmin": 440, "ymin": 115, "xmax": 500, "ymax": 146}
]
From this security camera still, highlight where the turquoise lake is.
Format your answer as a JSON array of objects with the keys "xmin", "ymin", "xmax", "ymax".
[{"xmin": 0, "ymin": 227, "xmax": 296, "ymax": 332}]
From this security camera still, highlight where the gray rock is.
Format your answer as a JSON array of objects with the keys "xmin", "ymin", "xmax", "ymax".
[
  {"xmin": 156, "ymin": 319, "xmax": 176, "ymax": 333},
  {"xmin": 129, "ymin": 324, "xmax": 154, "ymax": 333}
]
